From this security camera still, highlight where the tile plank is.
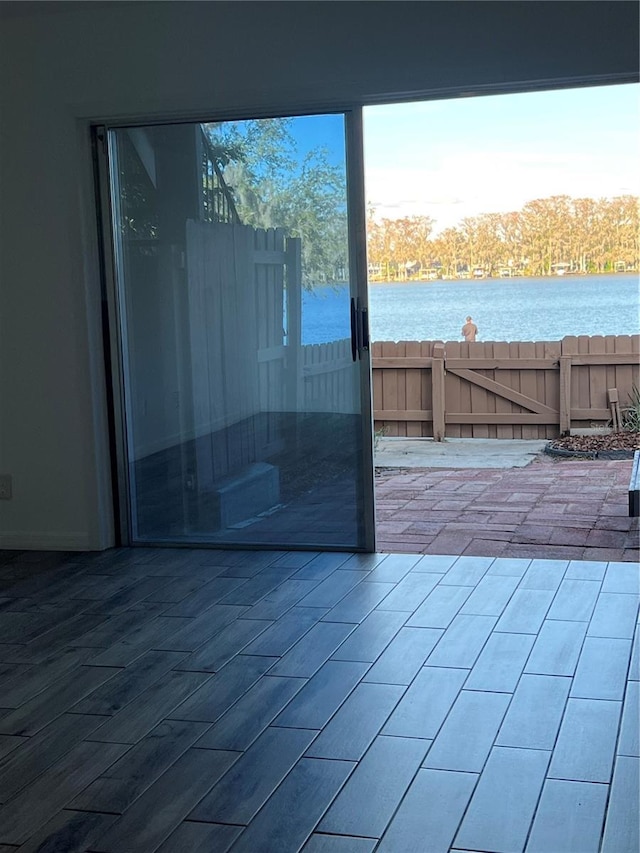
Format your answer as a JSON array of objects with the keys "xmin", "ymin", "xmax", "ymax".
[
  {"xmin": 525, "ymin": 779, "xmax": 608, "ymax": 853},
  {"xmin": 162, "ymin": 576, "xmax": 247, "ymax": 617},
  {"xmin": 168, "ymin": 655, "xmax": 276, "ymax": 723},
  {"xmin": 0, "ymin": 740, "xmax": 128, "ymax": 845},
  {"xmin": 88, "ymin": 670, "xmax": 213, "ymax": 744},
  {"xmin": 459, "ymin": 574, "xmax": 520, "ymax": 616},
  {"xmin": 464, "ymin": 631, "xmax": 535, "ymax": 693},
  {"xmin": 423, "ymin": 690, "xmax": 511, "ymax": 772},
  {"xmin": 382, "ymin": 666, "xmax": 467, "ymax": 739},
  {"xmin": 177, "ymin": 619, "xmax": 273, "ymax": 672},
  {"xmin": 72, "ymin": 650, "xmax": 187, "ymax": 715},
  {"xmin": 524, "ymin": 620, "xmax": 587, "ymax": 676},
  {"xmin": 374, "ymin": 572, "xmax": 440, "ymax": 612},
  {"xmin": 70, "ymin": 719, "xmax": 211, "ymax": 813},
  {"xmin": 570, "ymin": 636, "xmax": 631, "ymax": 700},
  {"xmin": 602, "ymin": 561, "xmax": 640, "ymax": 594},
  {"xmin": 426, "ymin": 614, "xmax": 497, "ymax": 669},
  {"xmin": 155, "ymin": 821, "xmax": 241, "ymax": 853},
  {"xmin": 318, "ymin": 735, "xmax": 427, "ymax": 839},
  {"xmin": 565, "ymin": 560, "xmax": 607, "ymax": 581},
  {"xmin": 322, "ymin": 581, "xmax": 396, "ymax": 622},
  {"xmin": 297, "ymin": 570, "xmax": 369, "ymax": 608},
  {"xmin": 90, "ymin": 748, "xmax": 239, "ymax": 853},
  {"xmin": 0, "ymin": 646, "xmax": 93, "ymax": 707},
  {"xmin": 275, "ymin": 660, "xmax": 369, "ymax": 729},
  {"xmin": 496, "ymin": 674, "xmax": 571, "ymax": 750},
  {"xmin": 227, "ymin": 757, "xmax": 355, "ymax": 853},
  {"xmin": 306, "ymin": 682, "xmax": 405, "ymax": 761},
  {"xmin": 155, "ymin": 604, "xmax": 247, "ymax": 652},
  {"xmin": 494, "ymin": 588, "xmax": 555, "ymax": 634},
  {"xmin": 601, "ymin": 755, "xmax": 639, "ymax": 853},
  {"xmin": 0, "ymin": 714, "xmax": 109, "ymax": 804},
  {"xmin": 440, "ymin": 556, "xmax": 493, "ymax": 586},
  {"xmin": 15, "ymin": 810, "xmax": 118, "ymax": 853},
  {"xmin": 549, "ymin": 697, "xmax": 621, "ymax": 783},
  {"xmin": 363, "ymin": 627, "xmax": 443, "ymax": 685},
  {"xmin": 378, "ymin": 768, "xmax": 477, "ymax": 853},
  {"xmin": 195, "ymin": 675, "xmax": 307, "ymax": 751},
  {"xmin": 302, "ymin": 835, "xmax": 376, "ymax": 853},
  {"xmin": 486, "ymin": 557, "xmax": 531, "ymax": 577},
  {"xmin": 191, "ymin": 727, "xmax": 316, "ymax": 824},
  {"xmin": 406, "ymin": 584, "xmax": 473, "ymax": 629},
  {"xmin": 89, "ymin": 616, "xmax": 193, "ymax": 666},
  {"xmin": 588, "ymin": 592, "xmax": 639, "ymax": 639},
  {"xmin": 269, "ymin": 621, "xmax": 357, "ymax": 677},
  {"xmin": 242, "ymin": 607, "xmax": 326, "ymax": 657},
  {"xmin": 330, "ymin": 610, "xmax": 407, "ymax": 663},
  {"xmin": 546, "ymin": 579, "xmax": 601, "ymax": 622},
  {"xmin": 218, "ymin": 568, "xmax": 298, "ymax": 607},
  {"xmin": 454, "ymin": 746, "xmax": 551, "ymax": 853},
  {"xmin": 617, "ymin": 680, "xmax": 639, "ymax": 757},
  {"xmin": 240, "ymin": 579, "xmax": 321, "ymax": 620},
  {"xmin": 518, "ymin": 559, "xmax": 568, "ymax": 591},
  {"xmin": 0, "ymin": 665, "xmax": 120, "ymax": 736}
]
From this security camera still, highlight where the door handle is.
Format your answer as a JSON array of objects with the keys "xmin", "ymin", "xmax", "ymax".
[
  {"xmin": 350, "ymin": 297, "xmax": 358, "ymax": 361},
  {"xmin": 359, "ymin": 305, "xmax": 369, "ymax": 352}
]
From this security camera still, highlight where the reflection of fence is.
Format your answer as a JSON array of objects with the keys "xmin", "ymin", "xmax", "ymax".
[
  {"xmin": 372, "ymin": 336, "xmax": 640, "ymax": 440},
  {"xmin": 301, "ymin": 339, "xmax": 354, "ymax": 412},
  {"xmin": 186, "ymin": 222, "xmax": 302, "ymax": 480}
]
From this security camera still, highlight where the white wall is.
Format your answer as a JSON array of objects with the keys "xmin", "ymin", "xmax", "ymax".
[{"xmin": 0, "ymin": 1, "xmax": 637, "ymax": 549}]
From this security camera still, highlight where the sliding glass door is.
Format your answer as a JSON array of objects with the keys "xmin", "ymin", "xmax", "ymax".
[{"xmin": 103, "ymin": 111, "xmax": 374, "ymax": 549}]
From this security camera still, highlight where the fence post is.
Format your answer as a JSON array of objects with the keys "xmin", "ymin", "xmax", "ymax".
[
  {"xmin": 559, "ymin": 356, "xmax": 572, "ymax": 435},
  {"xmin": 432, "ymin": 343, "xmax": 446, "ymax": 441},
  {"xmin": 285, "ymin": 237, "xmax": 302, "ymax": 412}
]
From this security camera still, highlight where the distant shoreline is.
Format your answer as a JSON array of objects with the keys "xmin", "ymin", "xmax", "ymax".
[{"xmin": 368, "ymin": 271, "xmax": 639, "ymax": 285}]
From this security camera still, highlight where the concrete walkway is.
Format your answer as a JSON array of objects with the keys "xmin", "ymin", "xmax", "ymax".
[
  {"xmin": 375, "ymin": 437, "xmax": 548, "ymax": 469},
  {"xmin": 375, "ymin": 444, "xmax": 638, "ymax": 562}
]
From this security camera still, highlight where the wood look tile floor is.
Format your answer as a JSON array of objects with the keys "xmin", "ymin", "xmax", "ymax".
[{"xmin": 0, "ymin": 547, "xmax": 637, "ymax": 852}]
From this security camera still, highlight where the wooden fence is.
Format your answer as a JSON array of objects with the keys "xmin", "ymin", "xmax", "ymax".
[
  {"xmin": 373, "ymin": 335, "xmax": 640, "ymax": 439},
  {"xmin": 301, "ymin": 339, "xmax": 356, "ymax": 413}
]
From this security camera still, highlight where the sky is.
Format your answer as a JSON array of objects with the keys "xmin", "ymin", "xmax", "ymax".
[{"xmin": 362, "ymin": 83, "xmax": 640, "ymax": 233}]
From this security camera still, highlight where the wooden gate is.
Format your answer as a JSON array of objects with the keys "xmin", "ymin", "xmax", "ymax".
[
  {"xmin": 186, "ymin": 220, "xmax": 302, "ymax": 483},
  {"xmin": 373, "ymin": 336, "xmax": 640, "ymax": 439}
]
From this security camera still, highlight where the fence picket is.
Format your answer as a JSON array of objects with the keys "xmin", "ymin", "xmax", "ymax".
[{"xmin": 370, "ymin": 335, "xmax": 639, "ymax": 439}]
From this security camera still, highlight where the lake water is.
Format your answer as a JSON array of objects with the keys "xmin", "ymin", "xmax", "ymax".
[{"xmin": 302, "ymin": 273, "xmax": 640, "ymax": 344}]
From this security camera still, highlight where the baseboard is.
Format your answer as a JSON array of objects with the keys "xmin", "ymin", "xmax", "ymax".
[{"xmin": 0, "ymin": 531, "xmax": 96, "ymax": 551}]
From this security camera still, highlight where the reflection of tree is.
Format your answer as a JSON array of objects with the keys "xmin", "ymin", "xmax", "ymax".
[
  {"xmin": 366, "ymin": 195, "xmax": 639, "ymax": 279},
  {"xmin": 204, "ymin": 119, "xmax": 348, "ymax": 288},
  {"xmin": 117, "ymin": 133, "xmax": 158, "ymax": 240}
]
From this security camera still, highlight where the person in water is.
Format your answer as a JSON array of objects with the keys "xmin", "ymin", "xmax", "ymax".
[{"xmin": 461, "ymin": 316, "xmax": 478, "ymax": 342}]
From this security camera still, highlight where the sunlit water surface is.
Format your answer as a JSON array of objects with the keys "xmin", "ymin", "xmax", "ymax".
[{"xmin": 302, "ymin": 274, "xmax": 639, "ymax": 344}]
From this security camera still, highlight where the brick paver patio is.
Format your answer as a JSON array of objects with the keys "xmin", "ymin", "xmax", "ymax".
[{"xmin": 375, "ymin": 456, "xmax": 639, "ymax": 562}]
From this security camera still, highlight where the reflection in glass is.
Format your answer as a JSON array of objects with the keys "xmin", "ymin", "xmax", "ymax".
[{"xmin": 110, "ymin": 115, "xmax": 368, "ymax": 548}]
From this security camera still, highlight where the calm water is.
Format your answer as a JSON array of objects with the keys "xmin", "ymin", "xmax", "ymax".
[{"xmin": 302, "ymin": 273, "xmax": 640, "ymax": 344}]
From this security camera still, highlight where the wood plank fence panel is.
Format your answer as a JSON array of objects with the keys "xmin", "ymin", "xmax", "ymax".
[
  {"xmin": 493, "ymin": 341, "xmax": 512, "ymax": 439},
  {"xmin": 371, "ymin": 335, "xmax": 639, "ymax": 439},
  {"xmin": 544, "ymin": 340, "xmax": 562, "ymax": 439},
  {"xmin": 445, "ymin": 341, "xmax": 463, "ymax": 438},
  {"xmin": 577, "ymin": 334, "xmax": 592, "ymax": 425},
  {"xmin": 469, "ymin": 341, "xmax": 490, "ymax": 438},
  {"xmin": 589, "ymin": 335, "xmax": 607, "ymax": 426},
  {"xmin": 383, "ymin": 340, "xmax": 401, "ymax": 436},
  {"xmin": 405, "ymin": 341, "xmax": 423, "ymax": 438}
]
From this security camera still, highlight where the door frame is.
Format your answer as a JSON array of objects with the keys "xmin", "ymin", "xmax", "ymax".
[{"xmin": 94, "ymin": 106, "xmax": 376, "ymax": 552}]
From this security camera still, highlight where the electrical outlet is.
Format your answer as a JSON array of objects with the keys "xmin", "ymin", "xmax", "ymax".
[{"xmin": 0, "ymin": 475, "xmax": 12, "ymax": 500}]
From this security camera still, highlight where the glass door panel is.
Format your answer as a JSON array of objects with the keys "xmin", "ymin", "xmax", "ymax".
[{"xmin": 107, "ymin": 113, "xmax": 374, "ymax": 549}]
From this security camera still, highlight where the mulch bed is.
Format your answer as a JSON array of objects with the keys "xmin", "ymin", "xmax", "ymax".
[{"xmin": 546, "ymin": 430, "xmax": 640, "ymax": 459}]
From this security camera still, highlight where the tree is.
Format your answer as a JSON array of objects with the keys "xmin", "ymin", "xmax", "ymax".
[{"xmin": 203, "ymin": 119, "xmax": 348, "ymax": 287}]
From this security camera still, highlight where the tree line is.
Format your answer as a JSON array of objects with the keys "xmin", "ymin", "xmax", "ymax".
[{"xmin": 367, "ymin": 195, "xmax": 639, "ymax": 280}]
